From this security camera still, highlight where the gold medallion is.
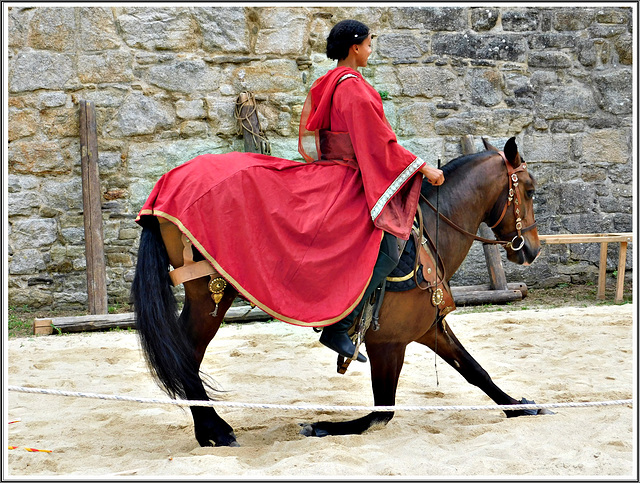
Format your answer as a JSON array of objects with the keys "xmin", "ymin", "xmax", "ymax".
[
  {"xmin": 208, "ymin": 277, "xmax": 227, "ymax": 305},
  {"xmin": 431, "ymin": 288, "xmax": 444, "ymax": 306}
]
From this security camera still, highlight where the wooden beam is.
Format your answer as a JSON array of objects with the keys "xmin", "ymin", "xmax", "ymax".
[
  {"xmin": 453, "ymin": 289, "xmax": 523, "ymax": 306},
  {"xmin": 79, "ymin": 100, "xmax": 108, "ymax": 314},
  {"xmin": 451, "ymin": 282, "xmax": 528, "ymax": 298},
  {"xmin": 32, "ymin": 305, "xmax": 273, "ymax": 335},
  {"xmin": 539, "ymin": 233, "xmax": 632, "ymax": 244}
]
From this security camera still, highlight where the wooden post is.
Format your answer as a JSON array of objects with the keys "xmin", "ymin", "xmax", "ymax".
[
  {"xmin": 79, "ymin": 100, "xmax": 108, "ymax": 314},
  {"xmin": 615, "ymin": 242, "xmax": 627, "ymax": 303},
  {"xmin": 461, "ymin": 135, "xmax": 508, "ymax": 290}
]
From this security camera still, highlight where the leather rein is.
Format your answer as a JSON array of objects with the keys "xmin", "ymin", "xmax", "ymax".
[{"xmin": 420, "ymin": 151, "xmax": 537, "ymax": 252}]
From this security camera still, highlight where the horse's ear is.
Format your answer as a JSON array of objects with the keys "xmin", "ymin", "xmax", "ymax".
[
  {"xmin": 482, "ymin": 137, "xmax": 499, "ymax": 152},
  {"xmin": 504, "ymin": 137, "xmax": 521, "ymax": 168}
]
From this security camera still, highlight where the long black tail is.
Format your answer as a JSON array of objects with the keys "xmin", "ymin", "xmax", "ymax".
[{"xmin": 131, "ymin": 218, "xmax": 201, "ymax": 399}]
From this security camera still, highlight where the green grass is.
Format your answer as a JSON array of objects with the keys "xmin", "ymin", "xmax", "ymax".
[{"xmin": 8, "ymin": 306, "xmax": 34, "ymax": 338}]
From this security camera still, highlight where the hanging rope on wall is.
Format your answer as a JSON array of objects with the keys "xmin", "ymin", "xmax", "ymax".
[{"xmin": 235, "ymin": 91, "xmax": 271, "ymax": 155}]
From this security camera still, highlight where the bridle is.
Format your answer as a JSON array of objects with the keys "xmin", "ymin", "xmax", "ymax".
[{"xmin": 421, "ymin": 151, "xmax": 537, "ymax": 252}]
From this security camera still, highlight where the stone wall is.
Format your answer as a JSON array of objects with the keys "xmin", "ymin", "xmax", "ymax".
[{"xmin": 7, "ymin": 6, "xmax": 634, "ymax": 309}]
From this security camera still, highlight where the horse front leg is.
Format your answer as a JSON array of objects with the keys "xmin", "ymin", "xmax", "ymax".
[
  {"xmin": 416, "ymin": 318, "xmax": 544, "ymax": 417},
  {"xmin": 299, "ymin": 342, "xmax": 407, "ymax": 437},
  {"xmin": 183, "ymin": 280, "xmax": 240, "ymax": 446}
]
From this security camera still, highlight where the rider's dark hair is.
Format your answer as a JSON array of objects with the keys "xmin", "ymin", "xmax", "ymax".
[{"xmin": 326, "ymin": 20, "xmax": 370, "ymax": 61}]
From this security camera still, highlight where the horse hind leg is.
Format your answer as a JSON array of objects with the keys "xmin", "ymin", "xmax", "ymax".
[
  {"xmin": 156, "ymin": 218, "xmax": 241, "ymax": 446},
  {"xmin": 415, "ymin": 318, "xmax": 545, "ymax": 417}
]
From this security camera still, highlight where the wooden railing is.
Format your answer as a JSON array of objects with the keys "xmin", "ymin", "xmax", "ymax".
[{"xmin": 538, "ymin": 233, "xmax": 633, "ymax": 303}]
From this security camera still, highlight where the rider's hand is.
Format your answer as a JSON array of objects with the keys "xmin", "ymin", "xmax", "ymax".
[{"xmin": 420, "ymin": 165, "xmax": 445, "ymax": 186}]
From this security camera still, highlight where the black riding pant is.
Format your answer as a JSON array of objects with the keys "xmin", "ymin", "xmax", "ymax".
[{"xmin": 338, "ymin": 232, "xmax": 400, "ymax": 326}]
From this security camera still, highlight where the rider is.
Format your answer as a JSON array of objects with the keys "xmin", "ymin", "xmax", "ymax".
[{"xmin": 305, "ymin": 20, "xmax": 445, "ymax": 362}]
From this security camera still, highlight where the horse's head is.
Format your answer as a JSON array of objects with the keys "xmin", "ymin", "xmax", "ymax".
[{"xmin": 483, "ymin": 137, "xmax": 541, "ymax": 266}]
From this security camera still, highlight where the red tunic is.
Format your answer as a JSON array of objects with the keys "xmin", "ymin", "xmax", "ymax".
[{"xmin": 137, "ymin": 67, "xmax": 424, "ymax": 327}]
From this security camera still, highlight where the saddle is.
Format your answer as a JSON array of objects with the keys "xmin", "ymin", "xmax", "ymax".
[
  {"xmin": 337, "ymin": 215, "xmax": 456, "ymax": 374},
  {"xmin": 386, "ymin": 223, "xmax": 456, "ymax": 317}
]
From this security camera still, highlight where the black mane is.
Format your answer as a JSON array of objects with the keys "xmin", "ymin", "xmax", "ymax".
[{"xmin": 421, "ymin": 150, "xmax": 492, "ymax": 197}]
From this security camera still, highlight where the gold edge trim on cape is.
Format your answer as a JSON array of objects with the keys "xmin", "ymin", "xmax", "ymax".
[
  {"xmin": 370, "ymin": 157, "xmax": 426, "ymax": 222},
  {"xmin": 138, "ymin": 210, "xmax": 382, "ymax": 328}
]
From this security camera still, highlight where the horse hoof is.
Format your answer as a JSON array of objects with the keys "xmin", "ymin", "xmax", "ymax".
[
  {"xmin": 506, "ymin": 397, "xmax": 554, "ymax": 417},
  {"xmin": 218, "ymin": 440, "xmax": 241, "ymax": 447},
  {"xmin": 299, "ymin": 423, "xmax": 329, "ymax": 438}
]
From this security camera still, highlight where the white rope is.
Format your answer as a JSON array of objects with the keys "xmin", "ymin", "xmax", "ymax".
[{"xmin": 7, "ymin": 386, "xmax": 633, "ymax": 413}]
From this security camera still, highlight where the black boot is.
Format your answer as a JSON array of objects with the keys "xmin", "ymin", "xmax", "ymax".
[
  {"xmin": 319, "ymin": 233, "xmax": 401, "ymax": 363},
  {"xmin": 319, "ymin": 316, "xmax": 367, "ymax": 362}
]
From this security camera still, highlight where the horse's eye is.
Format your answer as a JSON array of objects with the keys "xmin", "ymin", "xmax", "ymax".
[{"xmin": 526, "ymin": 190, "xmax": 535, "ymax": 200}]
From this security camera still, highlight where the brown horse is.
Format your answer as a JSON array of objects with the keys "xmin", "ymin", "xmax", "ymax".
[{"xmin": 131, "ymin": 137, "xmax": 542, "ymax": 447}]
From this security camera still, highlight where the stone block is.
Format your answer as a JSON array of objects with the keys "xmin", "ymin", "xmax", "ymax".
[
  {"xmin": 83, "ymin": 90, "xmax": 128, "ymax": 110},
  {"xmin": 7, "ymin": 7, "xmax": 30, "ymax": 48},
  {"xmin": 521, "ymin": 133, "xmax": 573, "ymax": 164},
  {"xmin": 176, "ymin": 99, "xmax": 206, "ymax": 120},
  {"xmin": 376, "ymin": 33, "xmax": 428, "ymax": 61},
  {"xmin": 205, "ymin": 96, "xmax": 237, "ymax": 135},
  {"xmin": 119, "ymin": 228, "xmax": 139, "ymax": 240},
  {"xmin": 254, "ymin": 8, "xmax": 309, "ymax": 56},
  {"xmin": 9, "ymin": 51, "xmax": 74, "ymax": 92},
  {"xmin": 148, "ymin": 59, "xmax": 221, "ymax": 94},
  {"xmin": 592, "ymin": 69, "xmax": 632, "ymax": 115},
  {"xmin": 61, "ymin": 227, "xmax": 85, "ymax": 245},
  {"xmin": 10, "ymin": 249, "xmax": 46, "ymax": 275},
  {"xmin": 615, "ymin": 33, "xmax": 633, "ymax": 65},
  {"xmin": 8, "ymin": 140, "xmax": 72, "ymax": 175},
  {"xmin": 105, "ymin": 92, "xmax": 175, "ymax": 136},
  {"xmin": 553, "ymin": 8, "xmax": 596, "ymax": 31},
  {"xmin": 230, "ymin": 60, "xmax": 303, "ymax": 95},
  {"xmin": 396, "ymin": 102, "xmax": 434, "ymax": 136},
  {"xmin": 470, "ymin": 8, "xmax": 499, "ymax": 32},
  {"xmin": 98, "ymin": 151, "xmax": 124, "ymax": 173},
  {"xmin": 468, "ymin": 68, "xmax": 503, "ymax": 107},
  {"xmin": 179, "ymin": 120, "xmax": 208, "ymax": 137},
  {"xmin": 11, "ymin": 218, "xmax": 58, "ymax": 249},
  {"xmin": 537, "ymin": 84, "xmax": 597, "ymax": 119},
  {"xmin": 27, "ymin": 7, "xmax": 76, "ymax": 51},
  {"xmin": 116, "ymin": 8, "xmax": 199, "ymax": 51},
  {"xmin": 528, "ymin": 51, "xmax": 572, "ymax": 68},
  {"xmin": 432, "ymin": 32, "xmax": 527, "ymax": 62},
  {"xmin": 434, "ymin": 108, "xmax": 531, "ymax": 136},
  {"xmin": 40, "ymin": 108, "xmax": 79, "ymax": 138},
  {"xmin": 79, "ymin": 7, "xmax": 121, "ymax": 51},
  {"xmin": 396, "ymin": 66, "xmax": 460, "ymax": 98},
  {"xmin": 501, "ymin": 8, "xmax": 539, "ymax": 31},
  {"xmin": 38, "ymin": 92, "xmax": 68, "ymax": 108},
  {"xmin": 8, "ymin": 190, "xmax": 41, "ymax": 216},
  {"xmin": 527, "ymin": 33, "xmax": 576, "ymax": 50},
  {"xmin": 389, "ymin": 7, "xmax": 467, "ymax": 31},
  {"xmin": 78, "ymin": 50, "xmax": 133, "ymax": 84},
  {"xmin": 8, "ymin": 108, "xmax": 37, "ymax": 141},
  {"xmin": 40, "ymin": 177, "xmax": 85, "ymax": 214},
  {"xmin": 194, "ymin": 6, "xmax": 249, "ymax": 53},
  {"xmin": 596, "ymin": 8, "xmax": 631, "ymax": 24},
  {"xmin": 578, "ymin": 129, "xmax": 630, "ymax": 166}
]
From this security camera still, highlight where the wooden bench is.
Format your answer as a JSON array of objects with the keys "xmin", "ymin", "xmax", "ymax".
[{"xmin": 538, "ymin": 233, "xmax": 633, "ymax": 303}]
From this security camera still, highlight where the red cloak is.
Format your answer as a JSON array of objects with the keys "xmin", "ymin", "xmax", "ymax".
[{"xmin": 137, "ymin": 67, "xmax": 424, "ymax": 326}]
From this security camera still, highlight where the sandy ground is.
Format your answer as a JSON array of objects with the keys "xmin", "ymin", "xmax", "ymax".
[{"xmin": 5, "ymin": 304, "xmax": 636, "ymax": 479}]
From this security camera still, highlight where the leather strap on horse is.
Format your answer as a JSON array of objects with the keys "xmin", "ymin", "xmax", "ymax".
[
  {"xmin": 168, "ymin": 235, "xmax": 219, "ymax": 286},
  {"xmin": 421, "ymin": 151, "xmax": 537, "ymax": 249}
]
